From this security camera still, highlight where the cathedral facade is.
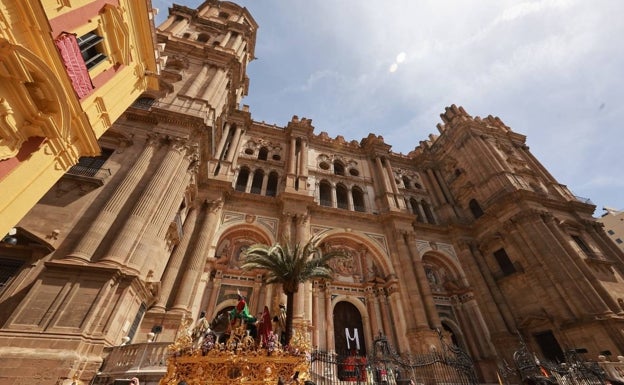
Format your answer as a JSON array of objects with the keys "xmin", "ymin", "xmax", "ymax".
[{"xmin": 2, "ymin": 1, "xmax": 624, "ymax": 384}]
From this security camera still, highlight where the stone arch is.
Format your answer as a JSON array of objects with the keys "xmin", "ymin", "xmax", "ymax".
[
  {"xmin": 330, "ymin": 295, "xmax": 371, "ymax": 354},
  {"xmin": 421, "ymin": 250, "xmax": 468, "ymax": 289},
  {"xmin": 314, "ymin": 230, "xmax": 394, "ymax": 280},
  {"xmin": 440, "ymin": 317, "xmax": 467, "ymax": 349},
  {"xmin": 212, "ymin": 224, "xmax": 274, "ymax": 267}
]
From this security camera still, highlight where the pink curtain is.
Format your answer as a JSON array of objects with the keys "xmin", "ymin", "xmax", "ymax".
[{"xmin": 54, "ymin": 33, "xmax": 93, "ymax": 99}]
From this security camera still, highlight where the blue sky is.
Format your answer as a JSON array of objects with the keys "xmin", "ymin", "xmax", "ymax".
[{"xmin": 154, "ymin": 0, "xmax": 624, "ymax": 215}]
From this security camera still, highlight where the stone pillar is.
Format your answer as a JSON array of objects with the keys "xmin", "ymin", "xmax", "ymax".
[
  {"xmin": 103, "ymin": 138, "xmax": 186, "ymax": 269},
  {"xmin": 425, "ymin": 169, "xmax": 447, "ymax": 205},
  {"xmin": 186, "ymin": 65, "xmax": 209, "ymax": 98},
  {"xmin": 299, "ymin": 138, "xmax": 308, "ymax": 176},
  {"xmin": 260, "ymin": 172, "xmax": 269, "ymax": 195},
  {"xmin": 387, "ymin": 284, "xmax": 409, "ymax": 353},
  {"xmin": 391, "ymin": 232, "xmax": 429, "ymax": 330},
  {"xmin": 225, "ymin": 125, "xmax": 242, "ymax": 162},
  {"xmin": 281, "ymin": 213, "xmax": 293, "ymax": 242},
  {"xmin": 377, "ymin": 287, "xmax": 394, "ymax": 345},
  {"xmin": 347, "ymin": 186, "xmax": 354, "ymax": 211},
  {"xmin": 219, "ymin": 31, "xmax": 232, "ymax": 48},
  {"xmin": 433, "ymin": 169, "xmax": 453, "ymax": 204},
  {"xmin": 416, "ymin": 202, "xmax": 426, "ymax": 223},
  {"xmin": 463, "ymin": 295, "xmax": 496, "ymax": 357},
  {"xmin": 384, "ymin": 159, "xmax": 399, "ymax": 195},
  {"xmin": 542, "ymin": 214, "xmax": 619, "ymax": 313},
  {"xmin": 159, "ymin": 15, "xmax": 177, "ymax": 31},
  {"xmin": 288, "ymin": 138, "xmax": 296, "ymax": 174},
  {"xmin": 331, "ymin": 183, "xmax": 337, "ymax": 208},
  {"xmin": 375, "ymin": 157, "xmax": 391, "ymax": 194},
  {"xmin": 171, "ymin": 198, "xmax": 224, "ymax": 312},
  {"xmin": 133, "ymin": 149, "xmax": 196, "ymax": 273},
  {"xmin": 207, "ymin": 269, "xmax": 224, "ymax": 316},
  {"xmin": 455, "ymin": 240, "xmax": 511, "ymax": 333},
  {"xmin": 293, "ymin": 214, "xmax": 309, "ymax": 321},
  {"xmin": 405, "ymin": 233, "xmax": 442, "ymax": 329},
  {"xmin": 312, "ymin": 281, "xmax": 321, "ymax": 347},
  {"xmin": 245, "ymin": 170, "xmax": 254, "ymax": 193},
  {"xmin": 202, "ymin": 68, "xmax": 227, "ymax": 101},
  {"xmin": 169, "ymin": 18, "xmax": 189, "ymax": 35},
  {"xmin": 365, "ymin": 286, "xmax": 380, "ymax": 337},
  {"xmin": 151, "ymin": 207, "xmax": 198, "ymax": 312},
  {"xmin": 324, "ymin": 285, "xmax": 334, "ymax": 351},
  {"xmin": 216, "ymin": 123, "xmax": 231, "ymax": 160},
  {"xmin": 68, "ymin": 136, "xmax": 157, "ymax": 262}
]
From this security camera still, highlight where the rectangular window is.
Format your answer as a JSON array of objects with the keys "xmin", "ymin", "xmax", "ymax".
[
  {"xmin": 77, "ymin": 31, "xmax": 107, "ymax": 70},
  {"xmin": 572, "ymin": 235, "xmax": 592, "ymax": 256},
  {"xmin": 127, "ymin": 302, "xmax": 147, "ymax": 342},
  {"xmin": 617, "ymin": 238, "xmax": 623, "ymax": 244},
  {"xmin": 68, "ymin": 148, "xmax": 113, "ymax": 177},
  {"xmin": 493, "ymin": 248, "xmax": 516, "ymax": 276},
  {"xmin": 533, "ymin": 330, "xmax": 565, "ymax": 362},
  {"xmin": 608, "ymin": 229, "xmax": 615, "ymax": 235},
  {"xmin": 0, "ymin": 258, "xmax": 24, "ymax": 296}
]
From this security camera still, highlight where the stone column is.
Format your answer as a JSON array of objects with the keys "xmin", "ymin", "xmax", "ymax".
[
  {"xmin": 169, "ymin": 18, "xmax": 189, "ymax": 35},
  {"xmin": 416, "ymin": 202, "xmax": 426, "ymax": 223},
  {"xmin": 202, "ymin": 68, "xmax": 227, "ymax": 101},
  {"xmin": 207, "ymin": 269, "xmax": 224, "ymax": 316},
  {"xmin": 151, "ymin": 207, "xmax": 198, "ymax": 312},
  {"xmin": 225, "ymin": 125, "xmax": 242, "ymax": 162},
  {"xmin": 463, "ymin": 295, "xmax": 496, "ymax": 357},
  {"xmin": 133, "ymin": 148, "xmax": 196, "ymax": 272},
  {"xmin": 384, "ymin": 159, "xmax": 399, "ymax": 195},
  {"xmin": 280, "ymin": 213, "xmax": 293, "ymax": 242},
  {"xmin": 375, "ymin": 157, "xmax": 391, "ymax": 194},
  {"xmin": 219, "ymin": 31, "xmax": 232, "ymax": 48},
  {"xmin": 260, "ymin": 172, "xmax": 269, "ymax": 195},
  {"xmin": 288, "ymin": 138, "xmax": 296, "ymax": 174},
  {"xmin": 216, "ymin": 122, "xmax": 231, "ymax": 160},
  {"xmin": 331, "ymin": 183, "xmax": 337, "ymax": 208},
  {"xmin": 298, "ymin": 138, "xmax": 308, "ymax": 176},
  {"xmin": 425, "ymin": 169, "xmax": 447, "ymax": 205},
  {"xmin": 405, "ymin": 233, "xmax": 442, "ymax": 329},
  {"xmin": 365, "ymin": 285, "xmax": 380, "ymax": 337},
  {"xmin": 377, "ymin": 287, "xmax": 394, "ymax": 344},
  {"xmin": 391, "ymin": 231, "xmax": 429, "ymax": 330},
  {"xmin": 455, "ymin": 240, "xmax": 511, "ymax": 332},
  {"xmin": 68, "ymin": 135, "xmax": 157, "ymax": 262},
  {"xmin": 186, "ymin": 65, "xmax": 209, "ymax": 98},
  {"xmin": 387, "ymin": 284, "xmax": 409, "ymax": 353},
  {"xmin": 102, "ymin": 138, "xmax": 186, "ymax": 269},
  {"xmin": 294, "ymin": 214, "xmax": 309, "ymax": 321},
  {"xmin": 312, "ymin": 281, "xmax": 321, "ymax": 347},
  {"xmin": 159, "ymin": 15, "xmax": 176, "ymax": 31},
  {"xmin": 245, "ymin": 170, "xmax": 254, "ymax": 193},
  {"xmin": 347, "ymin": 186, "xmax": 354, "ymax": 211},
  {"xmin": 542, "ymin": 214, "xmax": 619, "ymax": 313},
  {"xmin": 324, "ymin": 285, "xmax": 334, "ymax": 351},
  {"xmin": 171, "ymin": 198, "xmax": 224, "ymax": 312}
]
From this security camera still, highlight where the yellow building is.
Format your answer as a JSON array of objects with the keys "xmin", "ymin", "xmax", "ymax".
[{"xmin": 0, "ymin": 0, "xmax": 161, "ymax": 238}]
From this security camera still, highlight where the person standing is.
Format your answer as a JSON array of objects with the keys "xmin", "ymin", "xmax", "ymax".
[{"xmin": 257, "ymin": 305, "xmax": 272, "ymax": 346}]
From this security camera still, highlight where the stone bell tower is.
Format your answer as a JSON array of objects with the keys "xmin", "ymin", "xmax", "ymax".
[
  {"xmin": 417, "ymin": 105, "xmax": 624, "ymax": 362},
  {"xmin": 156, "ymin": 0, "xmax": 257, "ymax": 158}
]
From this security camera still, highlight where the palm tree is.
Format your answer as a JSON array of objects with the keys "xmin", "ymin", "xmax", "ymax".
[{"xmin": 241, "ymin": 236, "xmax": 346, "ymax": 346}]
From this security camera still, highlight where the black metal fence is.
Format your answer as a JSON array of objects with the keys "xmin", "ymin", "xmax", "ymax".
[
  {"xmin": 505, "ymin": 333, "xmax": 607, "ymax": 385},
  {"xmin": 309, "ymin": 334, "xmax": 477, "ymax": 385}
]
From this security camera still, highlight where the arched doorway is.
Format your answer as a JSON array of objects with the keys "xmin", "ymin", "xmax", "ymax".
[{"xmin": 332, "ymin": 301, "xmax": 366, "ymax": 356}]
